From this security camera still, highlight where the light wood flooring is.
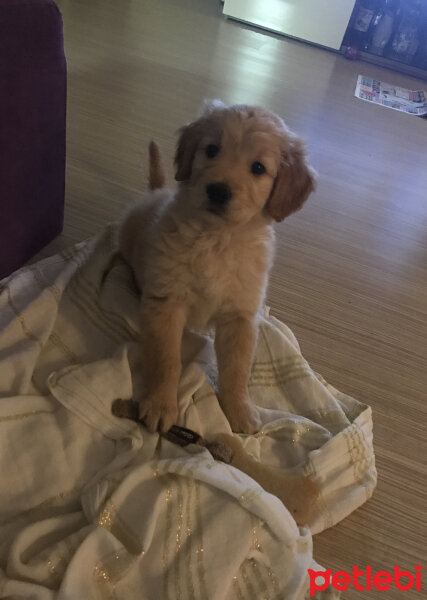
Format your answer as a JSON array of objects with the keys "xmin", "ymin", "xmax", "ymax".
[{"xmin": 42, "ymin": 1, "xmax": 427, "ymax": 597}]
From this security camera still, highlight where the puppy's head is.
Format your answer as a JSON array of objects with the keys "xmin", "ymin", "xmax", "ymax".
[{"xmin": 175, "ymin": 100, "xmax": 316, "ymax": 225}]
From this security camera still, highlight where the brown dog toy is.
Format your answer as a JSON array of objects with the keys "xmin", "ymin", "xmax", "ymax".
[{"xmin": 112, "ymin": 399, "xmax": 319, "ymax": 526}]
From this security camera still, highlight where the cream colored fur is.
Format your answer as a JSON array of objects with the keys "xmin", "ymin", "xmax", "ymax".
[{"xmin": 119, "ymin": 101, "xmax": 316, "ymax": 433}]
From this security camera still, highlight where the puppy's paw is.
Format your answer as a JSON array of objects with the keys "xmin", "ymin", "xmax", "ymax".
[
  {"xmin": 224, "ymin": 401, "xmax": 261, "ymax": 435},
  {"xmin": 139, "ymin": 393, "xmax": 178, "ymax": 433}
]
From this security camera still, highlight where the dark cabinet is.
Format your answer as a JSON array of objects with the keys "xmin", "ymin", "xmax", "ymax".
[{"xmin": 343, "ymin": 0, "xmax": 427, "ymax": 79}]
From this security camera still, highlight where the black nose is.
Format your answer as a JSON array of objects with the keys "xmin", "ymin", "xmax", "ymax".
[{"xmin": 206, "ymin": 182, "xmax": 232, "ymax": 205}]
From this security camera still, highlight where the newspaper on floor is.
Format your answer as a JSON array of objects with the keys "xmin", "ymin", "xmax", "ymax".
[{"xmin": 355, "ymin": 74, "xmax": 427, "ymax": 116}]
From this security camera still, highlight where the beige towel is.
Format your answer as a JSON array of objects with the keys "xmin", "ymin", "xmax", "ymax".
[{"xmin": 0, "ymin": 226, "xmax": 376, "ymax": 599}]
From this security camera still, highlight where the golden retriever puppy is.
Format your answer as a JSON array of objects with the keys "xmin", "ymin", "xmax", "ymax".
[{"xmin": 119, "ymin": 100, "xmax": 316, "ymax": 434}]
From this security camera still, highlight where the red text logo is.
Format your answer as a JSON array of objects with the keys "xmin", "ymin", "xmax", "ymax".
[{"xmin": 308, "ymin": 565, "xmax": 422, "ymax": 596}]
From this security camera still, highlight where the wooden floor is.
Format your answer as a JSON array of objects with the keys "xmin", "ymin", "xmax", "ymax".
[{"xmin": 47, "ymin": 1, "xmax": 427, "ymax": 597}]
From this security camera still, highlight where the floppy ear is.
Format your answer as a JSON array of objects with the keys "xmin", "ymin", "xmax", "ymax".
[
  {"xmin": 175, "ymin": 100, "xmax": 226, "ymax": 181},
  {"xmin": 174, "ymin": 120, "xmax": 204, "ymax": 182},
  {"xmin": 266, "ymin": 137, "xmax": 317, "ymax": 222}
]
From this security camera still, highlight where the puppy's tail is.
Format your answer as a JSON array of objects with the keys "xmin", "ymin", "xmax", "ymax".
[{"xmin": 148, "ymin": 140, "xmax": 166, "ymax": 190}]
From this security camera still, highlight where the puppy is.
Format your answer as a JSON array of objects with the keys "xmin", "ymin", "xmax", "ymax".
[{"xmin": 119, "ymin": 100, "xmax": 316, "ymax": 434}]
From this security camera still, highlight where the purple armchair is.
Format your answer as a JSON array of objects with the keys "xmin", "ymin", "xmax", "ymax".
[{"xmin": 0, "ymin": 0, "xmax": 66, "ymax": 280}]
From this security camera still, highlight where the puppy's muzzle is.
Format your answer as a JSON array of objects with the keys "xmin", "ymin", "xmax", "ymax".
[{"xmin": 206, "ymin": 182, "xmax": 232, "ymax": 208}]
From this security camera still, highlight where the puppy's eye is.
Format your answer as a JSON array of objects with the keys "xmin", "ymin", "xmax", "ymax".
[
  {"xmin": 206, "ymin": 144, "xmax": 220, "ymax": 159},
  {"xmin": 251, "ymin": 161, "xmax": 266, "ymax": 176}
]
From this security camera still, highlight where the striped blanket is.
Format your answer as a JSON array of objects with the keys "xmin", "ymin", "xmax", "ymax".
[{"xmin": 0, "ymin": 226, "xmax": 376, "ymax": 599}]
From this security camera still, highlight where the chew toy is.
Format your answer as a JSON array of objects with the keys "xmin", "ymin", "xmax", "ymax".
[{"xmin": 112, "ymin": 399, "xmax": 319, "ymax": 526}]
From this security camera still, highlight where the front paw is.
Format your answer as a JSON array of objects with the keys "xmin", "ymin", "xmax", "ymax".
[
  {"xmin": 223, "ymin": 400, "xmax": 261, "ymax": 434},
  {"xmin": 139, "ymin": 392, "xmax": 178, "ymax": 433}
]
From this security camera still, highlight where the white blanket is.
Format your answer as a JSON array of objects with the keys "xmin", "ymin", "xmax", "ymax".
[{"xmin": 0, "ymin": 226, "xmax": 376, "ymax": 600}]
